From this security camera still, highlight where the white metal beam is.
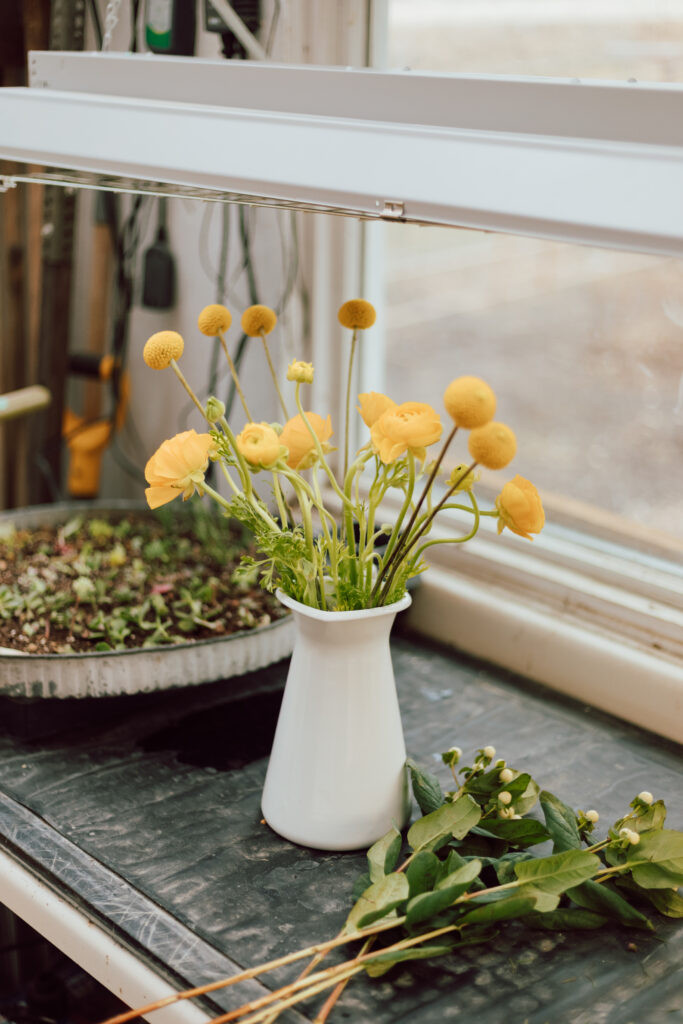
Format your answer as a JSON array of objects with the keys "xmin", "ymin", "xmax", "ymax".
[{"xmin": 1, "ymin": 53, "xmax": 683, "ymax": 255}]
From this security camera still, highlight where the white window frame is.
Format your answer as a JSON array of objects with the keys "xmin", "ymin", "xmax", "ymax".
[{"xmin": 0, "ymin": 1, "xmax": 681, "ymax": 737}]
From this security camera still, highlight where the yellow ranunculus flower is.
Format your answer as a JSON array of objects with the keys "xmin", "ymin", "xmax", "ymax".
[
  {"xmin": 280, "ymin": 412, "xmax": 333, "ymax": 470},
  {"xmin": 370, "ymin": 401, "xmax": 442, "ymax": 465},
  {"xmin": 495, "ymin": 475, "xmax": 545, "ymax": 540},
  {"xmin": 357, "ymin": 392, "xmax": 397, "ymax": 428},
  {"xmin": 235, "ymin": 422, "xmax": 283, "ymax": 469},
  {"xmin": 286, "ymin": 360, "xmax": 315, "ymax": 384},
  {"xmin": 144, "ymin": 430, "xmax": 215, "ymax": 509}
]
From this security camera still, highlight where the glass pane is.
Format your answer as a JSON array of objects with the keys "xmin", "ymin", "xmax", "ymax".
[
  {"xmin": 389, "ymin": 0, "xmax": 683, "ymax": 81},
  {"xmin": 383, "ymin": 1, "xmax": 683, "ymax": 541},
  {"xmin": 383, "ymin": 224, "xmax": 683, "ymax": 539}
]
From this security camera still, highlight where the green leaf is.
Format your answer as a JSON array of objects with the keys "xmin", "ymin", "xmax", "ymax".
[
  {"xmin": 408, "ymin": 795, "xmax": 481, "ymax": 854},
  {"xmin": 638, "ymin": 887, "xmax": 683, "ymax": 918},
  {"xmin": 515, "ymin": 777, "xmax": 541, "ymax": 816},
  {"xmin": 626, "ymin": 829, "xmax": 683, "ymax": 890},
  {"xmin": 406, "ymin": 861, "xmax": 482, "ymax": 927},
  {"xmin": 514, "ymin": 849, "xmax": 601, "ymax": 895},
  {"xmin": 496, "ymin": 852, "xmax": 535, "ymax": 884},
  {"xmin": 517, "ymin": 885, "xmax": 560, "ymax": 913},
  {"xmin": 458, "ymin": 894, "xmax": 537, "ymax": 925},
  {"xmin": 453, "ymin": 832, "xmax": 507, "ymax": 860},
  {"xmin": 364, "ymin": 943, "xmax": 455, "ymax": 978},
  {"xmin": 406, "ymin": 757, "xmax": 445, "ymax": 816},
  {"xmin": 352, "ymin": 872, "xmax": 372, "ymax": 901},
  {"xmin": 539, "ymin": 791, "xmax": 582, "ymax": 852},
  {"xmin": 495, "ymin": 772, "xmax": 532, "ymax": 800},
  {"xmin": 344, "ymin": 873, "xmax": 409, "ymax": 933},
  {"xmin": 476, "ymin": 818, "xmax": 550, "ymax": 848},
  {"xmin": 568, "ymin": 880, "xmax": 653, "ymax": 931},
  {"xmin": 406, "ymin": 851, "xmax": 441, "ymax": 898},
  {"xmin": 523, "ymin": 908, "xmax": 608, "ymax": 931},
  {"xmin": 367, "ymin": 827, "xmax": 402, "ymax": 884},
  {"xmin": 94, "ymin": 641, "xmax": 113, "ymax": 651},
  {"xmin": 462, "ymin": 767, "xmax": 502, "ymax": 797}
]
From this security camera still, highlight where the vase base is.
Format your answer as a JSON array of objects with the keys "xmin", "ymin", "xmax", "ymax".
[{"xmin": 261, "ymin": 798, "xmax": 410, "ymax": 852}]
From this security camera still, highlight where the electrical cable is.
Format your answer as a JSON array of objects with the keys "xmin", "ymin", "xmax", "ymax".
[{"xmin": 88, "ymin": 0, "xmax": 103, "ymax": 48}]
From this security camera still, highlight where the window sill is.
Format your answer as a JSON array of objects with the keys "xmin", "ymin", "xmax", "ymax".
[{"xmin": 325, "ymin": 487, "xmax": 683, "ymax": 742}]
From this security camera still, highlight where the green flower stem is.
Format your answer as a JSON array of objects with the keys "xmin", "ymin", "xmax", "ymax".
[
  {"xmin": 592, "ymin": 864, "xmax": 630, "ymax": 884},
  {"xmin": 259, "ymin": 328, "xmax": 289, "ymax": 420},
  {"xmin": 379, "ymin": 451, "xmax": 415, "ymax": 568},
  {"xmin": 218, "ymin": 461, "xmax": 241, "ymax": 496},
  {"xmin": 341, "ymin": 449, "xmax": 374, "ymax": 587},
  {"xmin": 343, "ymin": 328, "xmax": 358, "ymax": 479},
  {"xmin": 219, "ymin": 333, "xmax": 253, "ymax": 421},
  {"xmin": 377, "ymin": 461, "xmax": 478, "ymax": 605},
  {"xmin": 284, "ymin": 473, "xmax": 318, "ymax": 605},
  {"xmin": 312, "ymin": 465, "xmax": 340, "ymax": 588},
  {"xmin": 371, "ymin": 424, "xmax": 458, "ymax": 601},
  {"xmin": 271, "ymin": 472, "xmax": 289, "ymax": 527},
  {"xmin": 218, "ymin": 416, "xmax": 255, "ymax": 500},
  {"xmin": 294, "ymin": 384, "xmax": 353, "ymax": 510}
]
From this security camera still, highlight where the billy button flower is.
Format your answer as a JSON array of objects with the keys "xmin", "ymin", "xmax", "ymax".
[
  {"xmin": 143, "ymin": 331, "xmax": 207, "ymax": 420},
  {"xmin": 143, "ymin": 330, "xmax": 184, "ymax": 369},
  {"xmin": 444, "ymin": 376, "xmax": 496, "ymax": 429},
  {"xmin": 198, "ymin": 304, "xmax": 252, "ymax": 421},
  {"xmin": 235, "ymin": 422, "xmax": 285, "ymax": 471},
  {"xmin": 370, "ymin": 401, "xmax": 443, "ymax": 465},
  {"xmin": 280, "ymin": 412, "xmax": 334, "ymax": 470},
  {"xmin": 144, "ymin": 430, "xmax": 216, "ymax": 509},
  {"xmin": 242, "ymin": 304, "xmax": 289, "ymax": 419},
  {"xmin": 338, "ymin": 299, "xmax": 377, "ymax": 476},
  {"xmin": 468, "ymin": 421, "xmax": 517, "ymax": 470}
]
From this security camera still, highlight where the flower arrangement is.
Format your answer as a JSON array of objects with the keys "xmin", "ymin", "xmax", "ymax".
[
  {"xmin": 142, "ymin": 300, "xmax": 544, "ymax": 609},
  {"xmin": 101, "ymin": 746, "xmax": 683, "ymax": 1024}
]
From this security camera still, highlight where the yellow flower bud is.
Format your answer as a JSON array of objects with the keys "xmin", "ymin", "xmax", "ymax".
[
  {"xmin": 143, "ymin": 331, "xmax": 184, "ymax": 370},
  {"xmin": 495, "ymin": 475, "xmax": 545, "ymax": 541},
  {"xmin": 286, "ymin": 360, "xmax": 315, "ymax": 384},
  {"xmin": 444, "ymin": 376, "xmax": 496, "ymax": 429},
  {"xmin": 468, "ymin": 422, "xmax": 517, "ymax": 470},
  {"xmin": 447, "ymin": 463, "xmax": 481, "ymax": 492},
  {"xmin": 357, "ymin": 392, "xmax": 397, "ymax": 428},
  {"xmin": 197, "ymin": 304, "xmax": 231, "ymax": 336},
  {"xmin": 338, "ymin": 299, "xmax": 376, "ymax": 330},
  {"xmin": 241, "ymin": 304, "xmax": 277, "ymax": 337},
  {"xmin": 235, "ymin": 422, "xmax": 283, "ymax": 470},
  {"xmin": 205, "ymin": 397, "xmax": 226, "ymax": 424}
]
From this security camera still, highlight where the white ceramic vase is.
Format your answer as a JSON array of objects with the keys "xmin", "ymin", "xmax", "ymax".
[{"xmin": 261, "ymin": 590, "xmax": 412, "ymax": 851}]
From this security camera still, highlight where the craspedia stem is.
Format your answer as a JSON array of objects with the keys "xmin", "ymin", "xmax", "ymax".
[
  {"xmin": 343, "ymin": 329, "xmax": 358, "ymax": 479},
  {"xmin": 169, "ymin": 359, "xmax": 205, "ymax": 418},
  {"xmin": 260, "ymin": 328, "xmax": 289, "ymax": 419},
  {"xmin": 219, "ymin": 334, "xmax": 253, "ymax": 421}
]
